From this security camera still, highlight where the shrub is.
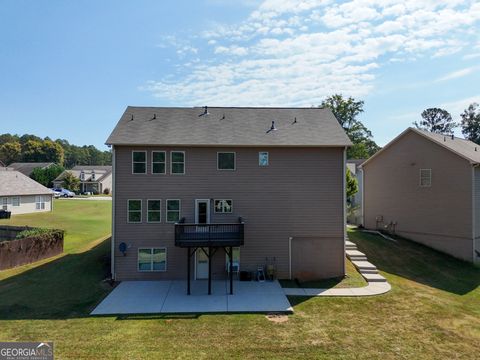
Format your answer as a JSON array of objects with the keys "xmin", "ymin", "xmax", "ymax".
[
  {"xmin": 103, "ymin": 188, "xmax": 110, "ymax": 195},
  {"xmin": 15, "ymin": 227, "xmax": 62, "ymax": 239}
]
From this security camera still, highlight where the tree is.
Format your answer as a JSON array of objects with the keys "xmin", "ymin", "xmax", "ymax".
[
  {"xmin": 61, "ymin": 171, "xmax": 80, "ymax": 193},
  {"xmin": 0, "ymin": 141, "xmax": 21, "ymax": 165},
  {"xmin": 30, "ymin": 164, "xmax": 65, "ymax": 187},
  {"xmin": 22, "ymin": 140, "xmax": 44, "ymax": 162},
  {"xmin": 460, "ymin": 103, "xmax": 480, "ymax": 144},
  {"xmin": 414, "ymin": 108, "xmax": 457, "ymax": 134},
  {"xmin": 41, "ymin": 140, "xmax": 64, "ymax": 165},
  {"xmin": 320, "ymin": 94, "xmax": 380, "ymax": 159},
  {"xmin": 346, "ymin": 168, "xmax": 359, "ymax": 201}
]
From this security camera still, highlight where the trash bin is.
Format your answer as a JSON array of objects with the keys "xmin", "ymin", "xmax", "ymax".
[{"xmin": 0, "ymin": 210, "xmax": 11, "ymax": 219}]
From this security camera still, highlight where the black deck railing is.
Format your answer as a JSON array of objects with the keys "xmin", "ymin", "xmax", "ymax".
[{"xmin": 175, "ymin": 223, "xmax": 244, "ymax": 247}]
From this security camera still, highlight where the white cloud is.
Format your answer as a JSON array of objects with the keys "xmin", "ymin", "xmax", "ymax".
[
  {"xmin": 435, "ymin": 67, "xmax": 476, "ymax": 82},
  {"xmin": 146, "ymin": 0, "xmax": 480, "ymax": 106},
  {"xmin": 440, "ymin": 95, "xmax": 480, "ymax": 117}
]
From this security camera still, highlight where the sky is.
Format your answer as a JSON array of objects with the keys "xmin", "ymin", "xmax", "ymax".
[{"xmin": 1, "ymin": 0, "xmax": 480, "ymax": 150}]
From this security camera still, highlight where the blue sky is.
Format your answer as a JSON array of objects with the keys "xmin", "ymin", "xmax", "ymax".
[{"xmin": 1, "ymin": 0, "xmax": 479, "ymax": 150}]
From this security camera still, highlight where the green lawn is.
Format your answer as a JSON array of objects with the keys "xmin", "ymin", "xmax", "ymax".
[
  {"xmin": 279, "ymin": 259, "xmax": 367, "ymax": 289},
  {"xmin": 1, "ymin": 206, "xmax": 479, "ymax": 359}
]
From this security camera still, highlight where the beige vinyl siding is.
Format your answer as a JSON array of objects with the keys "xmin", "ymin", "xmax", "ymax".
[
  {"xmin": 364, "ymin": 130, "xmax": 474, "ymax": 261},
  {"xmin": 474, "ymin": 167, "xmax": 480, "ymax": 263},
  {"xmin": 0, "ymin": 195, "xmax": 52, "ymax": 215},
  {"xmin": 113, "ymin": 146, "xmax": 345, "ymax": 281}
]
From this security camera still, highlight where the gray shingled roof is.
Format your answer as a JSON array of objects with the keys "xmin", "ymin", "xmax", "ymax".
[
  {"xmin": 53, "ymin": 166, "xmax": 112, "ymax": 183},
  {"xmin": 8, "ymin": 162, "xmax": 54, "ymax": 176},
  {"xmin": 0, "ymin": 169, "xmax": 53, "ymax": 196},
  {"xmin": 106, "ymin": 107, "xmax": 352, "ymax": 147}
]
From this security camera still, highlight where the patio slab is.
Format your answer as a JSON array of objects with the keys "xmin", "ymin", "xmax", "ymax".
[{"xmin": 91, "ymin": 280, "xmax": 292, "ymax": 315}]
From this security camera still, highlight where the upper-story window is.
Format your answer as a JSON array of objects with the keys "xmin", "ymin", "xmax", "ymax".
[
  {"xmin": 420, "ymin": 169, "xmax": 432, "ymax": 187},
  {"xmin": 128, "ymin": 199, "xmax": 142, "ymax": 223},
  {"xmin": 152, "ymin": 151, "xmax": 166, "ymax": 174},
  {"xmin": 80, "ymin": 171, "xmax": 85, "ymax": 181},
  {"xmin": 259, "ymin": 152, "xmax": 269, "ymax": 166},
  {"xmin": 218, "ymin": 152, "xmax": 235, "ymax": 170},
  {"xmin": 171, "ymin": 151, "xmax": 185, "ymax": 175},
  {"xmin": 214, "ymin": 199, "xmax": 233, "ymax": 213},
  {"xmin": 166, "ymin": 199, "xmax": 181, "ymax": 222},
  {"xmin": 132, "ymin": 151, "xmax": 147, "ymax": 174},
  {"xmin": 147, "ymin": 200, "xmax": 161, "ymax": 223},
  {"xmin": 91, "ymin": 171, "xmax": 96, "ymax": 181}
]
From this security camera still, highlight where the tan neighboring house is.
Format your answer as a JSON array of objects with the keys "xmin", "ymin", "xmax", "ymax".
[
  {"xmin": 0, "ymin": 168, "xmax": 53, "ymax": 215},
  {"xmin": 347, "ymin": 159, "xmax": 365, "ymax": 225},
  {"xmin": 53, "ymin": 166, "xmax": 112, "ymax": 194},
  {"xmin": 106, "ymin": 106, "xmax": 351, "ymax": 289},
  {"xmin": 362, "ymin": 127, "xmax": 480, "ymax": 263},
  {"xmin": 7, "ymin": 162, "xmax": 55, "ymax": 177}
]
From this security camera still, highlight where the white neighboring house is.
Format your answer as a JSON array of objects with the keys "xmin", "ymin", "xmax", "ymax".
[
  {"xmin": 347, "ymin": 159, "xmax": 365, "ymax": 225},
  {"xmin": 53, "ymin": 166, "xmax": 112, "ymax": 194},
  {"xmin": 0, "ymin": 168, "xmax": 53, "ymax": 215}
]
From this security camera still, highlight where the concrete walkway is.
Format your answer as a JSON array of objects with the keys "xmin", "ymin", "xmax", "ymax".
[
  {"xmin": 91, "ymin": 280, "xmax": 293, "ymax": 315},
  {"xmin": 283, "ymin": 239, "xmax": 391, "ymax": 297}
]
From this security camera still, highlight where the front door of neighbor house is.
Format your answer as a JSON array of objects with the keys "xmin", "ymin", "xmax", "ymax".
[{"xmin": 195, "ymin": 200, "xmax": 210, "ymax": 279}]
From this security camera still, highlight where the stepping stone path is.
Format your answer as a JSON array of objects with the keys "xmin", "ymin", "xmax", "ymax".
[{"xmin": 283, "ymin": 237, "xmax": 390, "ymax": 297}]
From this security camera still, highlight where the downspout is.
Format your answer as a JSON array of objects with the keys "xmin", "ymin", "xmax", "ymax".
[
  {"xmin": 472, "ymin": 164, "xmax": 479, "ymax": 263},
  {"xmin": 360, "ymin": 167, "xmax": 364, "ymax": 226},
  {"xmin": 111, "ymin": 146, "xmax": 116, "ymax": 280},
  {"xmin": 343, "ymin": 146, "xmax": 347, "ymax": 276}
]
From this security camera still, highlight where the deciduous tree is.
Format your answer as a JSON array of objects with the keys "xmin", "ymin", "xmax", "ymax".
[{"xmin": 460, "ymin": 103, "xmax": 480, "ymax": 144}]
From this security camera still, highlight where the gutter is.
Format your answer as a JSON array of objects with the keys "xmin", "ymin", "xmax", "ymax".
[
  {"xmin": 343, "ymin": 146, "xmax": 347, "ymax": 275},
  {"xmin": 111, "ymin": 146, "xmax": 116, "ymax": 280}
]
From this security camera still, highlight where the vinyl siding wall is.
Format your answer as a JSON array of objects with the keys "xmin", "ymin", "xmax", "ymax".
[
  {"xmin": 474, "ymin": 167, "xmax": 480, "ymax": 263},
  {"xmin": 364, "ymin": 131, "xmax": 474, "ymax": 261},
  {"xmin": 113, "ymin": 146, "xmax": 345, "ymax": 281},
  {"xmin": 0, "ymin": 194, "xmax": 52, "ymax": 215}
]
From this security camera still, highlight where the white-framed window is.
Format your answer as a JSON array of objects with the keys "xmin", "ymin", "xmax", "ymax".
[
  {"xmin": 2, "ymin": 197, "xmax": 8, "ymax": 210},
  {"xmin": 91, "ymin": 171, "xmax": 96, "ymax": 181},
  {"xmin": 80, "ymin": 171, "xmax": 85, "ymax": 181},
  {"xmin": 166, "ymin": 199, "xmax": 181, "ymax": 223},
  {"xmin": 127, "ymin": 199, "xmax": 142, "ymax": 223},
  {"xmin": 12, "ymin": 197, "xmax": 20, "ymax": 207},
  {"xmin": 152, "ymin": 151, "xmax": 166, "ymax": 174},
  {"xmin": 217, "ymin": 152, "xmax": 236, "ymax": 170},
  {"xmin": 420, "ymin": 169, "xmax": 432, "ymax": 187},
  {"xmin": 214, "ymin": 199, "xmax": 233, "ymax": 213},
  {"xmin": 147, "ymin": 199, "xmax": 161, "ymax": 223},
  {"xmin": 35, "ymin": 196, "xmax": 45, "ymax": 210},
  {"xmin": 259, "ymin": 152, "xmax": 269, "ymax": 166},
  {"xmin": 225, "ymin": 247, "xmax": 240, "ymax": 272},
  {"xmin": 170, "ymin": 151, "xmax": 185, "ymax": 174},
  {"xmin": 138, "ymin": 248, "xmax": 167, "ymax": 272},
  {"xmin": 132, "ymin": 151, "xmax": 147, "ymax": 174}
]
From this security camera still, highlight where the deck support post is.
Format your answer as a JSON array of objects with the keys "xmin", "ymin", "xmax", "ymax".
[
  {"xmin": 208, "ymin": 247, "xmax": 212, "ymax": 295},
  {"xmin": 229, "ymin": 246, "xmax": 233, "ymax": 295},
  {"xmin": 187, "ymin": 248, "xmax": 191, "ymax": 295}
]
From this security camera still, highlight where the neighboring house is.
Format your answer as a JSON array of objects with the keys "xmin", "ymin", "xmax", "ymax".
[
  {"xmin": 7, "ymin": 162, "xmax": 54, "ymax": 177},
  {"xmin": 0, "ymin": 168, "xmax": 53, "ymax": 215},
  {"xmin": 53, "ymin": 166, "xmax": 112, "ymax": 194},
  {"xmin": 346, "ymin": 159, "xmax": 365, "ymax": 225},
  {"xmin": 106, "ymin": 106, "xmax": 351, "ymax": 287},
  {"xmin": 362, "ymin": 127, "xmax": 480, "ymax": 263}
]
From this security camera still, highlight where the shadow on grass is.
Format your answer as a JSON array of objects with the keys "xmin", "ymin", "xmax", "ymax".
[
  {"xmin": 0, "ymin": 239, "xmax": 113, "ymax": 320},
  {"xmin": 115, "ymin": 313, "xmax": 200, "ymax": 320},
  {"xmin": 349, "ymin": 230, "xmax": 480, "ymax": 295}
]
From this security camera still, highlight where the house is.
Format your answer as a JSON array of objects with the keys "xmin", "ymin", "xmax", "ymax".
[
  {"xmin": 7, "ymin": 162, "xmax": 54, "ymax": 177},
  {"xmin": 362, "ymin": 127, "xmax": 480, "ymax": 263},
  {"xmin": 106, "ymin": 106, "xmax": 352, "ymax": 291},
  {"xmin": 346, "ymin": 159, "xmax": 365, "ymax": 225},
  {"xmin": 53, "ymin": 166, "xmax": 112, "ymax": 194},
  {"xmin": 0, "ymin": 168, "xmax": 53, "ymax": 215}
]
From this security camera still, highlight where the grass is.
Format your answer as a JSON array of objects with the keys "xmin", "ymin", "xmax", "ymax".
[
  {"xmin": 279, "ymin": 259, "xmax": 367, "ymax": 289},
  {"xmin": 0, "ymin": 206, "xmax": 479, "ymax": 359}
]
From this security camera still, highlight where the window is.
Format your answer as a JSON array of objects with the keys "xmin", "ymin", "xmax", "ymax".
[
  {"xmin": 35, "ymin": 196, "xmax": 45, "ymax": 210},
  {"xmin": 128, "ymin": 199, "xmax": 142, "ymax": 223},
  {"xmin": 80, "ymin": 171, "xmax": 85, "ymax": 181},
  {"xmin": 166, "ymin": 199, "xmax": 181, "ymax": 223},
  {"xmin": 91, "ymin": 171, "xmax": 96, "ymax": 181},
  {"xmin": 217, "ymin": 152, "xmax": 235, "ymax": 170},
  {"xmin": 214, "ymin": 199, "xmax": 233, "ymax": 213},
  {"xmin": 12, "ymin": 197, "xmax": 20, "ymax": 207},
  {"xmin": 2, "ymin": 197, "xmax": 8, "ymax": 210},
  {"xmin": 147, "ymin": 200, "xmax": 161, "ymax": 223},
  {"xmin": 171, "ymin": 151, "xmax": 185, "ymax": 174},
  {"xmin": 132, "ymin": 151, "xmax": 147, "ymax": 174},
  {"xmin": 138, "ymin": 248, "xmax": 166, "ymax": 272},
  {"xmin": 152, "ymin": 151, "xmax": 166, "ymax": 174},
  {"xmin": 259, "ymin": 152, "xmax": 269, "ymax": 166},
  {"xmin": 420, "ymin": 169, "xmax": 432, "ymax": 187},
  {"xmin": 225, "ymin": 247, "xmax": 240, "ymax": 272}
]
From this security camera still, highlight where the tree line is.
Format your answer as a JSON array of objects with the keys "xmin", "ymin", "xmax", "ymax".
[{"xmin": 0, "ymin": 134, "xmax": 111, "ymax": 168}]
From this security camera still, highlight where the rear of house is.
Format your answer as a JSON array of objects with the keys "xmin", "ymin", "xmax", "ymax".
[
  {"xmin": 107, "ymin": 106, "xmax": 351, "ymax": 283},
  {"xmin": 0, "ymin": 168, "xmax": 53, "ymax": 215},
  {"xmin": 362, "ymin": 128, "xmax": 480, "ymax": 263}
]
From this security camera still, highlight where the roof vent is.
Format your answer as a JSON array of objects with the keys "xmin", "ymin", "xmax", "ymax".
[
  {"xmin": 451, "ymin": 134, "xmax": 454, "ymax": 140},
  {"xmin": 129, "ymin": 114, "xmax": 134, "ymax": 122},
  {"xmin": 149, "ymin": 113, "xmax": 157, "ymax": 121},
  {"xmin": 199, "ymin": 106, "xmax": 209, "ymax": 117},
  {"xmin": 266, "ymin": 121, "xmax": 277, "ymax": 134},
  {"xmin": 292, "ymin": 117, "xmax": 297, "ymax": 124},
  {"xmin": 444, "ymin": 136, "xmax": 446, "ymax": 142}
]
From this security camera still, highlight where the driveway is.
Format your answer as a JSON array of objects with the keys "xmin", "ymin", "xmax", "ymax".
[{"xmin": 91, "ymin": 280, "xmax": 292, "ymax": 315}]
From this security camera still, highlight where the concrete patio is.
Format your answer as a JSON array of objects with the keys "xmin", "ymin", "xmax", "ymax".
[{"xmin": 91, "ymin": 280, "xmax": 293, "ymax": 315}]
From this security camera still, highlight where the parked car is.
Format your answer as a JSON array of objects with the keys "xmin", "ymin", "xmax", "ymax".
[
  {"xmin": 53, "ymin": 188, "xmax": 75, "ymax": 198},
  {"xmin": 51, "ymin": 188, "xmax": 62, "ymax": 198}
]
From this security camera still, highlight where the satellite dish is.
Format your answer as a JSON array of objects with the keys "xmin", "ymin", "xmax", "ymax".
[{"xmin": 119, "ymin": 242, "xmax": 127, "ymax": 256}]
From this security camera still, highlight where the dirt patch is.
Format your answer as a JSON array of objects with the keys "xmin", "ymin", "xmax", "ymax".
[{"xmin": 266, "ymin": 313, "xmax": 289, "ymax": 323}]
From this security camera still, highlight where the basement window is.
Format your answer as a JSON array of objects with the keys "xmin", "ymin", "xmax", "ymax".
[{"xmin": 420, "ymin": 169, "xmax": 432, "ymax": 187}]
